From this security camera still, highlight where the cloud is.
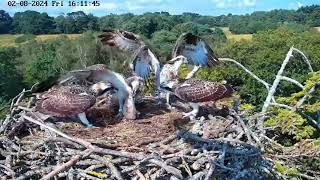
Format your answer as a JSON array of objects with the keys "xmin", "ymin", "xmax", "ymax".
[
  {"xmin": 212, "ymin": 0, "xmax": 257, "ymax": 8},
  {"xmin": 297, "ymin": 2, "xmax": 303, "ymax": 8},
  {"xmin": 122, "ymin": 0, "xmax": 168, "ymax": 10},
  {"xmin": 124, "ymin": 1, "xmax": 144, "ymax": 10},
  {"xmin": 288, "ymin": 1, "xmax": 304, "ymax": 10},
  {"xmin": 72, "ymin": 2, "xmax": 118, "ymax": 13}
]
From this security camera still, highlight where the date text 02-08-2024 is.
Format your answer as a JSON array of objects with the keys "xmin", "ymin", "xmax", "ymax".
[{"xmin": 7, "ymin": 1, "xmax": 101, "ymax": 7}]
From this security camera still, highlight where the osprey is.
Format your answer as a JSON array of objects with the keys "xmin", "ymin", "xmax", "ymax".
[
  {"xmin": 35, "ymin": 85, "xmax": 104, "ymax": 128},
  {"xmin": 165, "ymin": 79, "xmax": 234, "ymax": 120},
  {"xmin": 159, "ymin": 33, "xmax": 220, "ymax": 107},
  {"xmin": 54, "ymin": 64, "xmax": 138, "ymax": 120},
  {"xmin": 171, "ymin": 32, "xmax": 220, "ymax": 79},
  {"xmin": 98, "ymin": 30, "xmax": 221, "ymax": 107},
  {"xmin": 98, "ymin": 30, "xmax": 161, "ymax": 91}
]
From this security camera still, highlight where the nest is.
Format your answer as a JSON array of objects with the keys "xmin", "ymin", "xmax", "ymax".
[{"xmin": 0, "ymin": 89, "xmax": 318, "ymax": 179}]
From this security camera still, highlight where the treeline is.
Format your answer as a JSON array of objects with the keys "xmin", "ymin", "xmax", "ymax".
[
  {"xmin": 1, "ymin": 26, "xmax": 320, "ymax": 106},
  {"xmin": 0, "ymin": 5, "xmax": 319, "ymax": 36}
]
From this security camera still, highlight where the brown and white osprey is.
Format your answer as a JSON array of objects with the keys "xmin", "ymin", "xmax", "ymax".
[
  {"xmin": 55, "ymin": 64, "xmax": 138, "ymax": 120},
  {"xmin": 98, "ymin": 30, "xmax": 161, "ymax": 91},
  {"xmin": 171, "ymin": 32, "xmax": 220, "ymax": 79},
  {"xmin": 165, "ymin": 79, "xmax": 234, "ymax": 120},
  {"xmin": 98, "ymin": 30, "xmax": 221, "ymax": 107},
  {"xmin": 35, "ymin": 85, "xmax": 102, "ymax": 128}
]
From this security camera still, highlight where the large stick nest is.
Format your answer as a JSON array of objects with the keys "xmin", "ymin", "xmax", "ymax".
[{"xmin": 0, "ymin": 90, "xmax": 318, "ymax": 180}]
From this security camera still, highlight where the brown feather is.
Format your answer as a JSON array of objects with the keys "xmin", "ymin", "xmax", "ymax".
[
  {"xmin": 174, "ymin": 79, "xmax": 233, "ymax": 103},
  {"xmin": 98, "ymin": 29, "xmax": 144, "ymax": 54},
  {"xmin": 36, "ymin": 86, "xmax": 96, "ymax": 117}
]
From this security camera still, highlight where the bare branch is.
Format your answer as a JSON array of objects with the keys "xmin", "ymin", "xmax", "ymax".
[
  {"xmin": 278, "ymin": 76, "xmax": 304, "ymax": 89},
  {"xmin": 292, "ymin": 47, "xmax": 314, "ymax": 72},
  {"xmin": 219, "ymin": 58, "xmax": 270, "ymax": 90},
  {"xmin": 269, "ymin": 103, "xmax": 293, "ymax": 110},
  {"xmin": 262, "ymin": 47, "xmax": 294, "ymax": 113}
]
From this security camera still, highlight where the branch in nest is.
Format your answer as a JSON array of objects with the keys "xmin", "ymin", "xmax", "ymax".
[{"xmin": 42, "ymin": 149, "xmax": 92, "ymax": 180}]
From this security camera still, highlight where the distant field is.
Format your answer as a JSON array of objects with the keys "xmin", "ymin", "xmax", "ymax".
[
  {"xmin": 220, "ymin": 27, "xmax": 253, "ymax": 41},
  {"xmin": 0, "ymin": 34, "xmax": 80, "ymax": 47},
  {"xmin": 36, "ymin": 34, "xmax": 80, "ymax": 41},
  {"xmin": 314, "ymin": 27, "xmax": 320, "ymax": 32},
  {"xmin": 0, "ymin": 34, "xmax": 21, "ymax": 47}
]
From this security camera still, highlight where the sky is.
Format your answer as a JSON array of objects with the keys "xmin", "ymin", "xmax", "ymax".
[{"xmin": 2, "ymin": 0, "xmax": 320, "ymax": 17}]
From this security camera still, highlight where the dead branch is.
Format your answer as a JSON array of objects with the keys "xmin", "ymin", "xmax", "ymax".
[
  {"xmin": 42, "ymin": 149, "xmax": 92, "ymax": 180},
  {"xmin": 219, "ymin": 58, "xmax": 270, "ymax": 90},
  {"xmin": 262, "ymin": 47, "xmax": 294, "ymax": 113}
]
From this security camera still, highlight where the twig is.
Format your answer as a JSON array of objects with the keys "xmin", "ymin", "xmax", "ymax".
[
  {"xmin": 22, "ymin": 114, "xmax": 93, "ymax": 149},
  {"xmin": 104, "ymin": 158, "xmax": 124, "ymax": 180},
  {"xmin": 0, "ymin": 164, "xmax": 15, "ymax": 180},
  {"xmin": 204, "ymin": 162, "xmax": 215, "ymax": 180},
  {"xmin": 219, "ymin": 58, "xmax": 270, "ymax": 90},
  {"xmin": 279, "ymin": 76, "xmax": 304, "ymax": 89},
  {"xmin": 149, "ymin": 158, "xmax": 183, "ymax": 179},
  {"xmin": 0, "ymin": 115, "xmax": 11, "ymax": 134},
  {"xmin": 41, "ymin": 149, "xmax": 92, "ymax": 180},
  {"xmin": 269, "ymin": 102, "xmax": 293, "ymax": 110}
]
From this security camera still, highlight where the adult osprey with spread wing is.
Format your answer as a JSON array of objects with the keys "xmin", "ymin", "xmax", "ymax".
[
  {"xmin": 98, "ymin": 30, "xmax": 222, "ymax": 107},
  {"xmin": 171, "ymin": 32, "xmax": 220, "ymax": 79},
  {"xmin": 98, "ymin": 30, "xmax": 161, "ymax": 91}
]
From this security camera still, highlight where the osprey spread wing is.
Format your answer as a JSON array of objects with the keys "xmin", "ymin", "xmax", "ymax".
[
  {"xmin": 172, "ymin": 33, "xmax": 220, "ymax": 67},
  {"xmin": 98, "ymin": 30, "xmax": 161, "ymax": 89}
]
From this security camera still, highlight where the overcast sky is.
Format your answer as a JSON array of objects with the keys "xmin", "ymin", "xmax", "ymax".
[{"xmin": 2, "ymin": 0, "xmax": 320, "ymax": 16}]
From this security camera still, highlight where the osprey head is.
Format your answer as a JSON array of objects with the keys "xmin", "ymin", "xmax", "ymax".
[
  {"xmin": 169, "ymin": 55, "xmax": 188, "ymax": 64},
  {"xmin": 162, "ymin": 79, "xmax": 179, "ymax": 90},
  {"xmin": 126, "ymin": 76, "xmax": 144, "ymax": 96},
  {"xmin": 90, "ymin": 82, "xmax": 114, "ymax": 95}
]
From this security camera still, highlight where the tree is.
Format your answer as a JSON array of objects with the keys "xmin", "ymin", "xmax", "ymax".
[
  {"xmin": 12, "ymin": 11, "xmax": 55, "ymax": 34},
  {"xmin": 195, "ymin": 27, "xmax": 320, "ymax": 107},
  {"xmin": 150, "ymin": 30, "xmax": 179, "ymax": 60},
  {"xmin": 0, "ymin": 48, "xmax": 24, "ymax": 100},
  {"xmin": 0, "ymin": 10, "xmax": 12, "ymax": 34}
]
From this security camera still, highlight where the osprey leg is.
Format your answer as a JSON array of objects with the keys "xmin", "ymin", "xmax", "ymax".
[
  {"xmin": 186, "ymin": 65, "xmax": 201, "ymax": 79},
  {"xmin": 116, "ymin": 93, "xmax": 125, "ymax": 119},
  {"xmin": 182, "ymin": 102, "xmax": 199, "ymax": 120},
  {"xmin": 166, "ymin": 92, "xmax": 171, "ymax": 108},
  {"xmin": 77, "ymin": 112, "xmax": 94, "ymax": 128}
]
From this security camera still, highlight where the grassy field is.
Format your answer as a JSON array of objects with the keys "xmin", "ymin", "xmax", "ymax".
[
  {"xmin": 314, "ymin": 27, "xmax": 320, "ymax": 32},
  {"xmin": 35, "ymin": 34, "xmax": 80, "ymax": 41},
  {"xmin": 220, "ymin": 27, "xmax": 253, "ymax": 41},
  {"xmin": 0, "ymin": 34, "xmax": 22, "ymax": 47},
  {"xmin": 0, "ymin": 34, "xmax": 80, "ymax": 47}
]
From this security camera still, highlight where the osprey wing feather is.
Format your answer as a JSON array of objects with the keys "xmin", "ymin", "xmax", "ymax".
[
  {"xmin": 174, "ymin": 79, "xmax": 234, "ymax": 103},
  {"xmin": 98, "ymin": 29, "xmax": 144, "ymax": 53},
  {"xmin": 36, "ymin": 85, "xmax": 96, "ymax": 117},
  {"xmin": 172, "ymin": 33, "xmax": 219, "ymax": 67},
  {"xmin": 98, "ymin": 30, "xmax": 161, "ymax": 89}
]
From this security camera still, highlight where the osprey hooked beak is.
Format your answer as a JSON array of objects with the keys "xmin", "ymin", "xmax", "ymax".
[
  {"xmin": 130, "ymin": 77, "xmax": 144, "ymax": 96},
  {"xmin": 163, "ymin": 79, "xmax": 179, "ymax": 89},
  {"xmin": 169, "ymin": 55, "xmax": 188, "ymax": 64},
  {"xmin": 90, "ymin": 82, "xmax": 114, "ymax": 95}
]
